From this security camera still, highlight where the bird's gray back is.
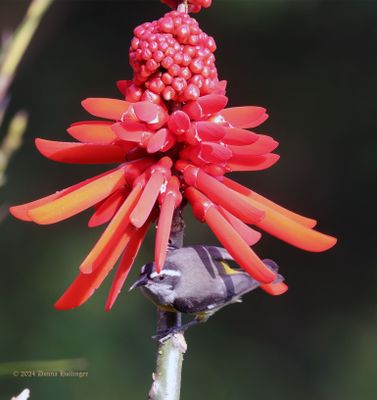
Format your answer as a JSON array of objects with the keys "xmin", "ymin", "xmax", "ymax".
[{"xmin": 166, "ymin": 245, "xmax": 259, "ymax": 313}]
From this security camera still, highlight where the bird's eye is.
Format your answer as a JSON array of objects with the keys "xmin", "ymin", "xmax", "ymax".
[{"xmin": 159, "ymin": 275, "xmax": 164, "ymax": 281}]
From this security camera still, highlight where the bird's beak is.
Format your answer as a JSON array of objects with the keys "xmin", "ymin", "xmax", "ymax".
[{"xmin": 129, "ymin": 275, "xmax": 149, "ymax": 292}]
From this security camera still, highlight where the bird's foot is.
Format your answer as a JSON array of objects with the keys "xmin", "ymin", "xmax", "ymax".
[
  {"xmin": 152, "ymin": 319, "xmax": 201, "ymax": 343},
  {"xmin": 152, "ymin": 327, "xmax": 184, "ymax": 343}
]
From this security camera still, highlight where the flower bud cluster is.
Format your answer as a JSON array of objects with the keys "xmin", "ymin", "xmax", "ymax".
[{"xmin": 128, "ymin": 11, "xmax": 218, "ymax": 103}]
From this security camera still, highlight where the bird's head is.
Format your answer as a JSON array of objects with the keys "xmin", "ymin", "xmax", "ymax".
[{"xmin": 129, "ymin": 263, "xmax": 181, "ymax": 306}]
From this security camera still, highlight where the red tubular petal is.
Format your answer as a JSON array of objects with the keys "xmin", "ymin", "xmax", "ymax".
[
  {"xmin": 198, "ymin": 94, "xmax": 228, "ymax": 115},
  {"xmin": 256, "ymin": 207, "xmax": 337, "ymax": 252},
  {"xmin": 183, "ymin": 166, "xmax": 265, "ymax": 224},
  {"xmin": 260, "ymin": 282, "xmax": 289, "ymax": 296},
  {"xmin": 215, "ymin": 80, "xmax": 228, "ymax": 94},
  {"xmin": 182, "ymin": 100, "xmax": 203, "ymax": 120},
  {"xmin": 122, "ymin": 157, "xmax": 156, "ymax": 185},
  {"xmin": 147, "ymin": 128, "xmax": 176, "ymax": 154},
  {"xmin": 116, "ymin": 80, "xmax": 130, "ymax": 95},
  {"xmin": 195, "ymin": 121, "xmax": 226, "ymax": 141},
  {"xmin": 154, "ymin": 176, "xmax": 182, "ymax": 272},
  {"xmin": 10, "ymin": 192, "xmax": 64, "ymax": 222},
  {"xmin": 116, "ymin": 141, "xmax": 139, "ymax": 156},
  {"xmin": 35, "ymin": 138, "xmax": 126, "ymax": 164},
  {"xmin": 155, "ymin": 195, "xmax": 176, "ymax": 273},
  {"xmin": 179, "ymin": 146, "xmax": 204, "ymax": 167},
  {"xmin": 184, "ymin": 186, "xmax": 211, "ymax": 221},
  {"xmin": 105, "ymin": 218, "xmax": 152, "ymax": 311},
  {"xmin": 111, "ymin": 122, "xmax": 152, "ymax": 144},
  {"xmin": 88, "ymin": 188, "xmax": 129, "ymax": 228},
  {"xmin": 229, "ymin": 136, "xmax": 279, "ymax": 157},
  {"xmin": 118, "ymin": 119, "xmax": 147, "ymax": 132},
  {"xmin": 81, "ymin": 98, "xmax": 130, "ymax": 120},
  {"xmin": 220, "ymin": 106, "xmax": 268, "ymax": 129},
  {"xmin": 203, "ymin": 164, "xmax": 226, "ymax": 177},
  {"xmin": 185, "ymin": 188, "xmax": 276, "ymax": 283},
  {"xmin": 27, "ymin": 166, "xmax": 127, "ymax": 225},
  {"xmin": 125, "ymin": 146, "xmax": 148, "ymax": 162},
  {"xmin": 200, "ymin": 142, "xmax": 232, "ymax": 163},
  {"xmin": 205, "ymin": 207, "xmax": 275, "ymax": 282},
  {"xmin": 158, "ymin": 175, "xmax": 182, "ymax": 206},
  {"xmin": 67, "ymin": 121, "xmax": 117, "ymax": 144},
  {"xmin": 54, "ymin": 225, "xmax": 135, "ymax": 310},
  {"xmin": 160, "ymin": 132, "xmax": 176, "ymax": 152},
  {"xmin": 226, "ymin": 154, "xmax": 280, "ymax": 171},
  {"xmin": 133, "ymin": 101, "xmax": 159, "ymax": 122},
  {"xmin": 223, "ymin": 177, "xmax": 317, "ymax": 228},
  {"xmin": 222, "ymin": 127, "xmax": 259, "ymax": 145},
  {"xmin": 221, "ymin": 178, "xmax": 336, "ymax": 251},
  {"xmin": 10, "ymin": 167, "xmax": 123, "ymax": 222},
  {"xmin": 80, "ymin": 184, "xmax": 143, "ymax": 274},
  {"xmin": 167, "ymin": 111, "xmax": 191, "ymax": 135},
  {"xmin": 130, "ymin": 102, "xmax": 168, "ymax": 130},
  {"xmin": 218, "ymin": 207, "xmax": 262, "ymax": 246},
  {"xmin": 130, "ymin": 171, "xmax": 164, "ymax": 228}
]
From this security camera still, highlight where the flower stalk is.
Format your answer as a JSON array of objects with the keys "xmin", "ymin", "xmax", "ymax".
[
  {"xmin": 177, "ymin": 1, "xmax": 189, "ymax": 14},
  {"xmin": 149, "ymin": 312, "xmax": 187, "ymax": 400},
  {"xmin": 149, "ymin": 208, "xmax": 187, "ymax": 400},
  {"xmin": 149, "ymin": 3, "xmax": 190, "ymax": 396}
]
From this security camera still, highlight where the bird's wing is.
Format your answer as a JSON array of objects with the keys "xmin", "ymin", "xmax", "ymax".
[
  {"xmin": 200, "ymin": 246, "xmax": 283, "ymax": 279},
  {"xmin": 204, "ymin": 247, "xmax": 281, "ymax": 272},
  {"xmin": 198, "ymin": 246, "xmax": 247, "ymax": 275},
  {"xmin": 201, "ymin": 246, "xmax": 233, "ymax": 261}
]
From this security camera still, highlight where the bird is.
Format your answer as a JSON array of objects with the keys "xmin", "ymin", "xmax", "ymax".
[{"xmin": 129, "ymin": 245, "xmax": 285, "ymax": 340}]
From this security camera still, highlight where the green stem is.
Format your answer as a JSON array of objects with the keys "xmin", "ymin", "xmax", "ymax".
[
  {"xmin": 148, "ymin": 208, "xmax": 187, "ymax": 400},
  {"xmin": 149, "ymin": 312, "xmax": 187, "ymax": 400}
]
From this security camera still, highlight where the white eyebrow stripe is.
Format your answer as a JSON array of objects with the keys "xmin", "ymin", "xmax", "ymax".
[{"xmin": 150, "ymin": 270, "xmax": 181, "ymax": 279}]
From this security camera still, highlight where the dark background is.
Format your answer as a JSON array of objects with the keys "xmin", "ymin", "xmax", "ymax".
[{"xmin": 1, "ymin": 0, "xmax": 376, "ymax": 399}]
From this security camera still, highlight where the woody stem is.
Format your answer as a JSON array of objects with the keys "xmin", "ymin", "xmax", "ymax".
[{"xmin": 148, "ymin": 208, "xmax": 186, "ymax": 400}]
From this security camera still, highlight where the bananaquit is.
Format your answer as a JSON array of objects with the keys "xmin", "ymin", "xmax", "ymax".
[{"xmin": 130, "ymin": 245, "xmax": 284, "ymax": 336}]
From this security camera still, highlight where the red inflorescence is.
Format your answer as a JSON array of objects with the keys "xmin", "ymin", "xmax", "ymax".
[
  {"xmin": 161, "ymin": 0, "xmax": 212, "ymax": 14},
  {"xmin": 10, "ymin": 3, "xmax": 337, "ymax": 311},
  {"xmin": 128, "ymin": 11, "xmax": 218, "ymax": 103}
]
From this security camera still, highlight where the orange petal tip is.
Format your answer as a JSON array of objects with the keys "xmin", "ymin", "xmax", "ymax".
[
  {"xmin": 261, "ymin": 282, "xmax": 289, "ymax": 296},
  {"xmin": 9, "ymin": 205, "xmax": 30, "ymax": 221}
]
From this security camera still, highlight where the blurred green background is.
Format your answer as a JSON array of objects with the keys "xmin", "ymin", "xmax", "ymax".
[{"xmin": 1, "ymin": 0, "xmax": 376, "ymax": 399}]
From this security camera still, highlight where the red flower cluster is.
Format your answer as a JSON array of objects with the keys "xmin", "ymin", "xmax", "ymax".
[
  {"xmin": 10, "ymin": 2, "xmax": 336, "ymax": 311},
  {"xmin": 128, "ymin": 10, "xmax": 218, "ymax": 102}
]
